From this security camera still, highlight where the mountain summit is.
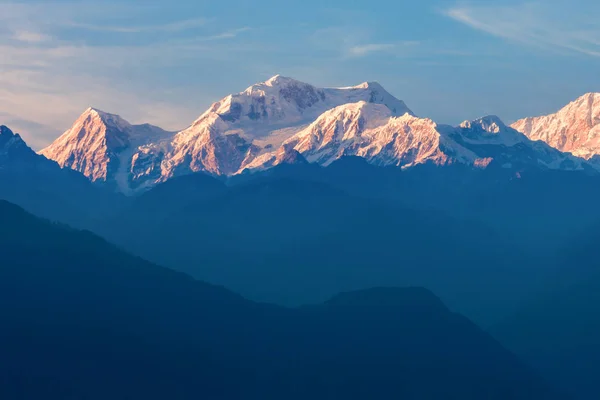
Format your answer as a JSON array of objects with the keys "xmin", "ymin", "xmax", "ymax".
[
  {"xmin": 40, "ymin": 79, "xmax": 596, "ymax": 194},
  {"xmin": 40, "ymin": 108, "xmax": 173, "ymax": 193},
  {"xmin": 512, "ymin": 93, "xmax": 600, "ymax": 160},
  {"xmin": 1, "ymin": 125, "xmax": 60, "ymax": 170},
  {"xmin": 41, "ymin": 76, "xmax": 415, "ymax": 192}
]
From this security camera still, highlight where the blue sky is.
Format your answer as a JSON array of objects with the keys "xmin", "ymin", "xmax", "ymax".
[{"xmin": 1, "ymin": 0, "xmax": 600, "ymax": 149}]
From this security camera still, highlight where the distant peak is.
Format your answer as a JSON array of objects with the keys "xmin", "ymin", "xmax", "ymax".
[
  {"xmin": 0, "ymin": 125, "xmax": 15, "ymax": 137},
  {"xmin": 83, "ymin": 107, "xmax": 117, "ymax": 118},
  {"xmin": 86, "ymin": 106, "xmax": 104, "ymax": 113},
  {"xmin": 0, "ymin": 125, "xmax": 27, "ymax": 150},
  {"xmin": 354, "ymin": 81, "xmax": 383, "ymax": 90},
  {"xmin": 477, "ymin": 115, "xmax": 506, "ymax": 126},
  {"xmin": 460, "ymin": 115, "xmax": 506, "ymax": 134},
  {"xmin": 264, "ymin": 74, "xmax": 301, "ymax": 87},
  {"xmin": 76, "ymin": 107, "xmax": 131, "ymax": 129},
  {"xmin": 575, "ymin": 92, "xmax": 600, "ymax": 104}
]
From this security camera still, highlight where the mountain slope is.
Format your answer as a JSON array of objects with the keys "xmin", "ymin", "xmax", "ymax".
[
  {"xmin": 512, "ymin": 93, "xmax": 600, "ymax": 160},
  {"xmin": 40, "ymin": 108, "xmax": 173, "ymax": 193},
  {"xmin": 41, "ymin": 78, "xmax": 594, "ymax": 194},
  {"xmin": 99, "ymin": 175, "xmax": 555, "ymax": 326},
  {"xmin": 40, "ymin": 76, "xmax": 416, "ymax": 192},
  {"xmin": 0, "ymin": 125, "xmax": 121, "ymax": 226},
  {"xmin": 146, "ymin": 75, "xmax": 414, "ymax": 181},
  {"xmin": 245, "ymin": 103, "xmax": 589, "ymax": 173},
  {"xmin": 0, "ymin": 200, "xmax": 564, "ymax": 399}
]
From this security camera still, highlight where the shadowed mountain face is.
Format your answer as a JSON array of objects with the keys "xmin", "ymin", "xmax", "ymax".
[
  {"xmin": 0, "ymin": 125, "xmax": 124, "ymax": 227},
  {"xmin": 0, "ymin": 200, "xmax": 563, "ymax": 399}
]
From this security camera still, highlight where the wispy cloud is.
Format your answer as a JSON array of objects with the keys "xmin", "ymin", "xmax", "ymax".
[
  {"xmin": 0, "ymin": 2, "xmax": 257, "ymax": 149},
  {"xmin": 12, "ymin": 30, "xmax": 51, "ymax": 43},
  {"xmin": 196, "ymin": 27, "xmax": 252, "ymax": 41},
  {"xmin": 442, "ymin": 2, "xmax": 600, "ymax": 57},
  {"xmin": 66, "ymin": 18, "xmax": 209, "ymax": 33},
  {"xmin": 347, "ymin": 41, "xmax": 421, "ymax": 58},
  {"xmin": 347, "ymin": 43, "xmax": 396, "ymax": 57}
]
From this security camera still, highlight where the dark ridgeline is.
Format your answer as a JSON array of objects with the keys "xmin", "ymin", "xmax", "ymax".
[
  {"xmin": 0, "ymin": 125, "xmax": 124, "ymax": 228},
  {"xmin": 0, "ymin": 200, "xmax": 563, "ymax": 400}
]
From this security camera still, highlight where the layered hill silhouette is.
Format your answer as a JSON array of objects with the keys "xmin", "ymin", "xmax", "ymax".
[
  {"xmin": 0, "ymin": 200, "xmax": 564, "ymax": 399},
  {"xmin": 4, "ymin": 82, "xmax": 600, "ymax": 399},
  {"xmin": 98, "ymin": 167, "xmax": 559, "ymax": 326}
]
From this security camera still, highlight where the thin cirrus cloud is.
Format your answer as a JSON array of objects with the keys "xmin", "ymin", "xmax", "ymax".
[
  {"xmin": 65, "ymin": 17, "xmax": 210, "ymax": 34},
  {"xmin": 12, "ymin": 30, "xmax": 51, "ymax": 43},
  {"xmin": 347, "ymin": 43, "xmax": 396, "ymax": 57},
  {"xmin": 0, "ymin": 2, "xmax": 256, "ymax": 149},
  {"xmin": 347, "ymin": 41, "xmax": 421, "ymax": 58},
  {"xmin": 442, "ymin": 2, "xmax": 600, "ymax": 57}
]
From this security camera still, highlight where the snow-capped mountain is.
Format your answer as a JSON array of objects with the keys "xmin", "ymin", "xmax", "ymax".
[
  {"xmin": 40, "ymin": 76, "xmax": 594, "ymax": 194},
  {"xmin": 40, "ymin": 107, "xmax": 173, "ymax": 193},
  {"xmin": 41, "ymin": 76, "xmax": 414, "ymax": 193},
  {"xmin": 143, "ymin": 75, "xmax": 414, "ymax": 183},
  {"xmin": 511, "ymin": 93, "xmax": 600, "ymax": 160},
  {"xmin": 244, "ymin": 103, "xmax": 588, "ymax": 173}
]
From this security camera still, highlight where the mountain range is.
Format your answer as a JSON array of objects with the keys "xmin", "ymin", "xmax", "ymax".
[
  {"xmin": 38, "ymin": 75, "xmax": 599, "ymax": 194},
  {"xmin": 4, "ymin": 76, "xmax": 600, "ymax": 398}
]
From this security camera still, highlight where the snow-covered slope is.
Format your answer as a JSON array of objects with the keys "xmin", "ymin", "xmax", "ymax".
[
  {"xmin": 244, "ymin": 104, "xmax": 588, "ymax": 173},
  {"xmin": 150, "ymin": 75, "xmax": 414, "ymax": 182},
  {"xmin": 40, "ymin": 108, "xmax": 173, "ymax": 193},
  {"xmin": 511, "ymin": 93, "xmax": 600, "ymax": 160},
  {"xmin": 41, "ymin": 77, "xmax": 594, "ymax": 194}
]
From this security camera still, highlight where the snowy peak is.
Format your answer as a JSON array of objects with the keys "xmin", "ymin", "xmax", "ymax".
[
  {"xmin": 248, "ymin": 102, "xmax": 455, "ymax": 169},
  {"xmin": 460, "ymin": 115, "xmax": 506, "ymax": 134},
  {"xmin": 328, "ymin": 81, "xmax": 414, "ymax": 117},
  {"xmin": 205, "ymin": 75, "xmax": 327, "ymax": 125},
  {"xmin": 263, "ymin": 74, "xmax": 304, "ymax": 87},
  {"xmin": 81, "ymin": 107, "xmax": 132, "ymax": 132},
  {"xmin": 246, "ymin": 108, "xmax": 589, "ymax": 174},
  {"xmin": 199, "ymin": 75, "xmax": 412, "ymax": 129},
  {"xmin": 511, "ymin": 93, "xmax": 600, "ymax": 160},
  {"xmin": 306, "ymin": 101, "xmax": 393, "ymax": 130},
  {"xmin": 151, "ymin": 77, "xmax": 414, "ymax": 186},
  {"xmin": 37, "ymin": 77, "xmax": 595, "ymax": 194},
  {"xmin": 352, "ymin": 81, "xmax": 382, "ymax": 90},
  {"xmin": 454, "ymin": 116, "xmax": 526, "ymax": 147},
  {"xmin": 40, "ymin": 108, "xmax": 173, "ymax": 187},
  {"xmin": 283, "ymin": 102, "xmax": 390, "ymax": 160}
]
